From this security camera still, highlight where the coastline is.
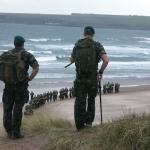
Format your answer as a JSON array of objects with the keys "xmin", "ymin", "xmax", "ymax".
[
  {"xmin": 0, "ymin": 81, "xmax": 150, "ymax": 103},
  {"xmin": 0, "ymin": 83, "xmax": 150, "ymax": 137},
  {"xmin": 0, "ymin": 85, "xmax": 150, "ymax": 114},
  {"xmin": 22, "ymin": 84, "xmax": 150, "ymax": 124}
]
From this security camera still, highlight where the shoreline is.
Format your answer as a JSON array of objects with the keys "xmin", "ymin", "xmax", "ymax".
[
  {"xmin": 0, "ymin": 84, "xmax": 150, "ymax": 104},
  {"xmin": 0, "ymin": 84, "xmax": 150, "ymax": 106},
  {"xmin": 0, "ymin": 84, "xmax": 150, "ymax": 130},
  {"xmin": 119, "ymin": 84, "xmax": 150, "ymax": 93},
  {"xmin": 26, "ymin": 84, "xmax": 150, "ymax": 124}
]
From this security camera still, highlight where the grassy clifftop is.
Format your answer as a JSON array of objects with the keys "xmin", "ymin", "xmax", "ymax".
[{"xmin": 22, "ymin": 114, "xmax": 150, "ymax": 150}]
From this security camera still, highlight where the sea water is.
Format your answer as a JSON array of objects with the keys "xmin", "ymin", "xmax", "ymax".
[{"xmin": 0, "ymin": 23, "xmax": 150, "ymax": 92}]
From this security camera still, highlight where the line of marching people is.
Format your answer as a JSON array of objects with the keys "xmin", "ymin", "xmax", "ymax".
[
  {"xmin": 24, "ymin": 82, "xmax": 120, "ymax": 115},
  {"xmin": 103, "ymin": 82, "xmax": 120, "ymax": 94},
  {"xmin": 24, "ymin": 87, "xmax": 75, "ymax": 115}
]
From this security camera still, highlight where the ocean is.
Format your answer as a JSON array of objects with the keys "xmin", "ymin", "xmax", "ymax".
[{"xmin": 0, "ymin": 23, "xmax": 150, "ymax": 93}]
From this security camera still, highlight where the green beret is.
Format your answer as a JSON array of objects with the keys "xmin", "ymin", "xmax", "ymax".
[
  {"xmin": 14, "ymin": 36, "xmax": 25, "ymax": 44},
  {"xmin": 84, "ymin": 26, "xmax": 95, "ymax": 35}
]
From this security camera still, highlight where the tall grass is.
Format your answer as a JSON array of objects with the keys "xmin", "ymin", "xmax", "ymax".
[
  {"xmin": 22, "ymin": 115, "xmax": 73, "ymax": 134},
  {"xmin": 1, "ymin": 113, "xmax": 150, "ymax": 150},
  {"xmin": 43, "ymin": 114, "xmax": 150, "ymax": 150}
]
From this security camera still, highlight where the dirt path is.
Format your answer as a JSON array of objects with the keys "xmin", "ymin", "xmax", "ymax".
[
  {"xmin": 0, "ymin": 134, "xmax": 48, "ymax": 150},
  {"xmin": 0, "ymin": 103, "xmax": 49, "ymax": 150}
]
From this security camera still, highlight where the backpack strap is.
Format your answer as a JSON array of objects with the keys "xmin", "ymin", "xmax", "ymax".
[
  {"xmin": 9, "ymin": 49, "xmax": 23, "ymax": 61},
  {"xmin": 94, "ymin": 42, "xmax": 101, "ymax": 63},
  {"xmin": 17, "ymin": 51, "xmax": 22, "ymax": 61}
]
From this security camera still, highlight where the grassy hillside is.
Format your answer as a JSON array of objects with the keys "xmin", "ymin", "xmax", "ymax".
[{"xmin": 22, "ymin": 114, "xmax": 150, "ymax": 150}]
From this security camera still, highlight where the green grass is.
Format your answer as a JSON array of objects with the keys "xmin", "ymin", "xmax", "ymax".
[
  {"xmin": 21, "ymin": 114, "xmax": 150, "ymax": 150},
  {"xmin": 22, "ymin": 115, "xmax": 73, "ymax": 134}
]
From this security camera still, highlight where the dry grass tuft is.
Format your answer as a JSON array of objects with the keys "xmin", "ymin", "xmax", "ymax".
[{"xmin": 22, "ymin": 114, "xmax": 73, "ymax": 134}]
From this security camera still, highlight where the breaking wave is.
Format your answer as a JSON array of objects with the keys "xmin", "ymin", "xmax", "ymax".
[
  {"xmin": 37, "ymin": 56, "xmax": 56, "ymax": 62},
  {"xmin": 133, "ymin": 37, "xmax": 150, "ymax": 44},
  {"xmin": 28, "ymin": 38, "xmax": 49, "ymax": 42},
  {"xmin": 51, "ymin": 38, "xmax": 62, "ymax": 42},
  {"xmin": 35, "ymin": 44, "xmax": 74, "ymax": 50}
]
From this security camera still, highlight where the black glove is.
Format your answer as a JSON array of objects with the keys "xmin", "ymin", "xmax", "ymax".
[
  {"xmin": 98, "ymin": 70, "xmax": 103, "ymax": 75},
  {"xmin": 98, "ymin": 70, "xmax": 103, "ymax": 80}
]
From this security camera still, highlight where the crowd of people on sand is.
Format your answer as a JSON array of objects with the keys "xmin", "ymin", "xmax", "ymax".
[
  {"xmin": 24, "ymin": 82, "xmax": 120, "ymax": 116},
  {"xmin": 103, "ymin": 82, "xmax": 120, "ymax": 94},
  {"xmin": 24, "ymin": 87, "xmax": 75, "ymax": 115}
]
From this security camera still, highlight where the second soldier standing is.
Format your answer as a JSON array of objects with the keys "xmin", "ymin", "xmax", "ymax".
[{"xmin": 71, "ymin": 26, "xmax": 109, "ymax": 131}]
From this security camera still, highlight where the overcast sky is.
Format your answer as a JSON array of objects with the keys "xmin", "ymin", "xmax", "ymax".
[{"xmin": 0, "ymin": 0, "xmax": 150, "ymax": 16}]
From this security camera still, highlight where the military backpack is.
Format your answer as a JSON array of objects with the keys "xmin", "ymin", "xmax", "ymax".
[
  {"xmin": 75, "ymin": 38, "xmax": 100, "ymax": 76},
  {"xmin": 0, "ymin": 49, "xmax": 26, "ymax": 84}
]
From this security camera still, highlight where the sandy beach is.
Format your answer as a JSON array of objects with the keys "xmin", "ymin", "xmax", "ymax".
[
  {"xmin": 0, "ymin": 85, "xmax": 150, "ymax": 149},
  {"xmin": 0, "ymin": 85, "xmax": 150, "ymax": 127}
]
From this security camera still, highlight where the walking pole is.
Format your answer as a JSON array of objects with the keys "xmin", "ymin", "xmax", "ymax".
[
  {"xmin": 64, "ymin": 62, "xmax": 74, "ymax": 68},
  {"xmin": 98, "ymin": 80, "xmax": 103, "ymax": 125}
]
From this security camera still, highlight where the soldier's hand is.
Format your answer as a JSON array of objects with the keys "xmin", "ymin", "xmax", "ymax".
[
  {"xmin": 27, "ymin": 76, "xmax": 31, "ymax": 81},
  {"xmin": 97, "ymin": 74, "xmax": 102, "ymax": 81},
  {"xmin": 97, "ymin": 70, "xmax": 103, "ymax": 81}
]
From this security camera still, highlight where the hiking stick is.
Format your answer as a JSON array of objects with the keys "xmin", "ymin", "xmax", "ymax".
[
  {"xmin": 65, "ymin": 62, "xmax": 73, "ymax": 68},
  {"xmin": 98, "ymin": 80, "xmax": 103, "ymax": 125}
]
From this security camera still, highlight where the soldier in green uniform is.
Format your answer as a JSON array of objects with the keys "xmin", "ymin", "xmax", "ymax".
[
  {"xmin": 30, "ymin": 91, "xmax": 34, "ymax": 100},
  {"xmin": 49, "ymin": 91, "xmax": 53, "ymax": 102},
  {"xmin": 24, "ymin": 105, "xmax": 34, "ymax": 116},
  {"xmin": 69, "ymin": 87, "xmax": 73, "ymax": 98},
  {"xmin": 1, "ymin": 36, "xmax": 39, "ymax": 139},
  {"xmin": 103, "ymin": 84, "xmax": 107, "ymax": 94},
  {"xmin": 71, "ymin": 26, "xmax": 109, "ymax": 131}
]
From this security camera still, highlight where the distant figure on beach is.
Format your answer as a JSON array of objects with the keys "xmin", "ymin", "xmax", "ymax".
[
  {"xmin": 49, "ymin": 91, "xmax": 53, "ymax": 102},
  {"xmin": 0, "ymin": 36, "xmax": 39, "ymax": 139},
  {"xmin": 70, "ymin": 26, "xmax": 109, "ymax": 131},
  {"xmin": 30, "ymin": 91, "xmax": 34, "ymax": 100},
  {"xmin": 59, "ymin": 88, "xmax": 65, "ymax": 100},
  {"xmin": 103, "ymin": 84, "xmax": 107, "ymax": 94},
  {"xmin": 103, "ymin": 82, "xmax": 119, "ymax": 94},
  {"xmin": 115, "ymin": 83, "xmax": 120, "ymax": 93},
  {"xmin": 53, "ymin": 90, "xmax": 58, "ymax": 101},
  {"xmin": 64, "ymin": 88, "xmax": 69, "ymax": 99},
  {"xmin": 69, "ymin": 87, "xmax": 73, "ymax": 98},
  {"xmin": 24, "ymin": 105, "xmax": 33, "ymax": 116}
]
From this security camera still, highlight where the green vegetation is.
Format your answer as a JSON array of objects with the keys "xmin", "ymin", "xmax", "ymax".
[
  {"xmin": 22, "ymin": 114, "xmax": 150, "ymax": 150},
  {"xmin": 1, "ymin": 13, "xmax": 150, "ymax": 30},
  {"xmin": 22, "ymin": 115, "xmax": 73, "ymax": 134}
]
